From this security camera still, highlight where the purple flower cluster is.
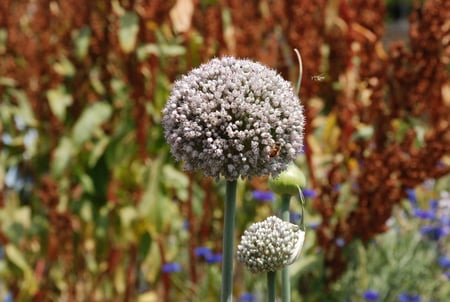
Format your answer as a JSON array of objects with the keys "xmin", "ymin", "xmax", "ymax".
[
  {"xmin": 397, "ymin": 293, "xmax": 421, "ymax": 302},
  {"xmin": 408, "ymin": 189, "xmax": 449, "ymax": 241},
  {"xmin": 408, "ymin": 188, "xmax": 450, "ymax": 282}
]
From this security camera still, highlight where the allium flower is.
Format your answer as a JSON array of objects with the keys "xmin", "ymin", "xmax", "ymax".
[
  {"xmin": 236, "ymin": 216, "xmax": 305, "ymax": 273},
  {"xmin": 162, "ymin": 57, "xmax": 304, "ymax": 180}
]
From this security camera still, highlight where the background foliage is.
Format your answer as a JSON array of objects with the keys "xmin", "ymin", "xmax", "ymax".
[{"xmin": 0, "ymin": 0, "xmax": 449, "ymax": 301}]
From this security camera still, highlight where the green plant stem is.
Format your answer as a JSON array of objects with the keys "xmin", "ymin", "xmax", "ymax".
[
  {"xmin": 221, "ymin": 180, "xmax": 237, "ymax": 302},
  {"xmin": 281, "ymin": 194, "xmax": 291, "ymax": 302},
  {"xmin": 267, "ymin": 271, "xmax": 276, "ymax": 302}
]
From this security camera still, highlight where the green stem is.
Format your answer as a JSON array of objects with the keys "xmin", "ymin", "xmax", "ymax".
[
  {"xmin": 280, "ymin": 194, "xmax": 291, "ymax": 302},
  {"xmin": 267, "ymin": 271, "xmax": 276, "ymax": 302},
  {"xmin": 221, "ymin": 180, "xmax": 237, "ymax": 302}
]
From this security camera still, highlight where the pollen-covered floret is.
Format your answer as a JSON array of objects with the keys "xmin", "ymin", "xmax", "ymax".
[
  {"xmin": 162, "ymin": 57, "xmax": 304, "ymax": 180},
  {"xmin": 236, "ymin": 216, "xmax": 305, "ymax": 273}
]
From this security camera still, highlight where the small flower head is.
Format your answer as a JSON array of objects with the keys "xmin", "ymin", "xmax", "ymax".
[
  {"xmin": 236, "ymin": 216, "xmax": 305, "ymax": 273},
  {"xmin": 162, "ymin": 57, "xmax": 305, "ymax": 180},
  {"xmin": 252, "ymin": 190, "xmax": 275, "ymax": 202},
  {"xmin": 194, "ymin": 246, "xmax": 213, "ymax": 258},
  {"xmin": 438, "ymin": 256, "xmax": 450, "ymax": 269},
  {"xmin": 398, "ymin": 293, "xmax": 421, "ymax": 302},
  {"xmin": 161, "ymin": 262, "xmax": 182, "ymax": 273},
  {"xmin": 363, "ymin": 289, "xmax": 380, "ymax": 301},
  {"xmin": 239, "ymin": 292, "xmax": 259, "ymax": 302}
]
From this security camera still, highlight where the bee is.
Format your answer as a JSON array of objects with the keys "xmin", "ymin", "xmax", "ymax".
[
  {"xmin": 311, "ymin": 73, "xmax": 329, "ymax": 82},
  {"xmin": 268, "ymin": 143, "xmax": 282, "ymax": 158}
]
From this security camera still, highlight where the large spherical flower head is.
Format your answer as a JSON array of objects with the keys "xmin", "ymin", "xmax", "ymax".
[
  {"xmin": 162, "ymin": 57, "xmax": 304, "ymax": 180},
  {"xmin": 236, "ymin": 216, "xmax": 305, "ymax": 273}
]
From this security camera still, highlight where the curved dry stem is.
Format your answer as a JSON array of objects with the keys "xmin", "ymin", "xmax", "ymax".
[{"xmin": 294, "ymin": 48, "xmax": 303, "ymax": 96}]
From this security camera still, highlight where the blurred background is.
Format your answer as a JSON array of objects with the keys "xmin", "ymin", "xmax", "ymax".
[{"xmin": 0, "ymin": 0, "xmax": 449, "ymax": 301}]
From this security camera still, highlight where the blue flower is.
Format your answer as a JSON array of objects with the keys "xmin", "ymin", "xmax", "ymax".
[
  {"xmin": 420, "ymin": 225, "xmax": 446, "ymax": 240},
  {"xmin": 429, "ymin": 199, "xmax": 439, "ymax": 210},
  {"xmin": 398, "ymin": 293, "xmax": 421, "ymax": 302},
  {"xmin": 161, "ymin": 262, "xmax": 182, "ymax": 273},
  {"xmin": 2, "ymin": 292, "xmax": 13, "ymax": 302},
  {"xmin": 205, "ymin": 253, "xmax": 223, "ymax": 264},
  {"xmin": 302, "ymin": 188, "xmax": 317, "ymax": 198},
  {"xmin": 290, "ymin": 211, "xmax": 302, "ymax": 223},
  {"xmin": 239, "ymin": 292, "xmax": 258, "ymax": 302},
  {"xmin": 438, "ymin": 256, "xmax": 450, "ymax": 269},
  {"xmin": 406, "ymin": 188, "xmax": 417, "ymax": 205},
  {"xmin": 441, "ymin": 216, "xmax": 450, "ymax": 226},
  {"xmin": 308, "ymin": 222, "xmax": 321, "ymax": 230},
  {"xmin": 252, "ymin": 190, "xmax": 275, "ymax": 202},
  {"xmin": 335, "ymin": 238, "xmax": 345, "ymax": 247},
  {"xmin": 413, "ymin": 208, "xmax": 434, "ymax": 220},
  {"xmin": 362, "ymin": 289, "xmax": 380, "ymax": 301},
  {"xmin": 195, "ymin": 246, "xmax": 213, "ymax": 258}
]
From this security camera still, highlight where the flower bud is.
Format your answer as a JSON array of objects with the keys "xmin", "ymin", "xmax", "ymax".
[
  {"xmin": 237, "ymin": 216, "xmax": 305, "ymax": 273},
  {"xmin": 268, "ymin": 163, "xmax": 306, "ymax": 195}
]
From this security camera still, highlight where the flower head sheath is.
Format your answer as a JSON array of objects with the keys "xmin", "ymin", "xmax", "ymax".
[
  {"xmin": 237, "ymin": 216, "xmax": 305, "ymax": 273},
  {"xmin": 162, "ymin": 57, "xmax": 304, "ymax": 180}
]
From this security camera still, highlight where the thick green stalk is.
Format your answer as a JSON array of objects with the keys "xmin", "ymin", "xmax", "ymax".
[
  {"xmin": 267, "ymin": 271, "xmax": 276, "ymax": 302},
  {"xmin": 221, "ymin": 180, "xmax": 237, "ymax": 302},
  {"xmin": 280, "ymin": 194, "xmax": 291, "ymax": 302}
]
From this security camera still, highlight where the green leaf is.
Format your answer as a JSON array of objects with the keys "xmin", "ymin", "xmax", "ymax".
[
  {"xmin": 72, "ymin": 102, "xmax": 112, "ymax": 146},
  {"xmin": 5, "ymin": 244, "xmax": 32, "ymax": 273},
  {"xmin": 118, "ymin": 11, "xmax": 139, "ymax": 54},
  {"xmin": 352, "ymin": 124, "xmax": 374, "ymax": 140},
  {"xmin": 137, "ymin": 43, "xmax": 186, "ymax": 60},
  {"xmin": 46, "ymin": 85, "xmax": 73, "ymax": 121},
  {"xmin": 138, "ymin": 155, "xmax": 165, "ymax": 217},
  {"xmin": 119, "ymin": 206, "xmax": 138, "ymax": 228},
  {"xmin": 162, "ymin": 164, "xmax": 188, "ymax": 200},
  {"xmin": 53, "ymin": 57, "xmax": 76, "ymax": 77},
  {"xmin": 11, "ymin": 89, "xmax": 37, "ymax": 127},
  {"xmin": 5, "ymin": 244, "xmax": 38, "ymax": 295},
  {"xmin": 0, "ymin": 28, "xmax": 7, "ymax": 54},
  {"xmin": 52, "ymin": 136, "xmax": 75, "ymax": 176},
  {"xmin": 89, "ymin": 68, "xmax": 106, "ymax": 95},
  {"xmin": 73, "ymin": 26, "xmax": 91, "ymax": 59},
  {"xmin": 88, "ymin": 135, "xmax": 110, "ymax": 167},
  {"xmin": 0, "ymin": 77, "xmax": 17, "ymax": 87}
]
